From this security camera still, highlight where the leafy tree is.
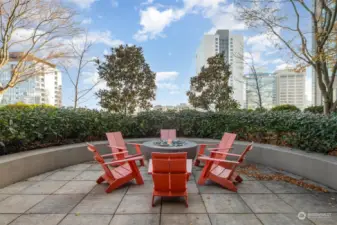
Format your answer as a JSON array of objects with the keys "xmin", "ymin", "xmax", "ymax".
[
  {"xmin": 187, "ymin": 54, "xmax": 238, "ymax": 111},
  {"xmin": 96, "ymin": 45, "xmax": 156, "ymax": 114}
]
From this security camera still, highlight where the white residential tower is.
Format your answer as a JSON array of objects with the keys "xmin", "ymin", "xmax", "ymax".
[
  {"xmin": 196, "ymin": 30, "xmax": 245, "ymax": 107},
  {"xmin": 275, "ymin": 69, "xmax": 306, "ymax": 109},
  {"xmin": 0, "ymin": 52, "xmax": 62, "ymax": 107}
]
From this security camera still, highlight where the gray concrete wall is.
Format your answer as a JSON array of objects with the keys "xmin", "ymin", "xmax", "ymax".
[{"xmin": 0, "ymin": 138, "xmax": 336, "ymax": 190}]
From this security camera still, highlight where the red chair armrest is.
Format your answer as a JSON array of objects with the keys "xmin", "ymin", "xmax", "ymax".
[
  {"xmin": 210, "ymin": 151, "xmax": 240, "ymax": 157},
  {"xmin": 126, "ymin": 142, "xmax": 142, "ymax": 146},
  {"xmin": 101, "ymin": 153, "xmax": 115, "ymax": 157},
  {"xmin": 198, "ymin": 156, "xmax": 240, "ymax": 164},
  {"xmin": 198, "ymin": 143, "xmax": 218, "ymax": 155},
  {"xmin": 199, "ymin": 143, "xmax": 218, "ymax": 147},
  {"xmin": 108, "ymin": 145, "xmax": 127, "ymax": 150},
  {"xmin": 126, "ymin": 143, "xmax": 142, "ymax": 154},
  {"xmin": 124, "ymin": 153, "xmax": 142, "ymax": 158},
  {"xmin": 105, "ymin": 156, "xmax": 144, "ymax": 165},
  {"xmin": 111, "ymin": 151, "xmax": 128, "ymax": 155},
  {"xmin": 208, "ymin": 147, "xmax": 232, "ymax": 151}
]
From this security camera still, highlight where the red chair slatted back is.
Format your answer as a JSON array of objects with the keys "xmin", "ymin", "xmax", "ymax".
[
  {"xmin": 152, "ymin": 152, "xmax": 187, "ymax": 192},
  {"xmin": 106, "ymin": 132, "xmax": 126, "ymax": 152},
  {"xmin": 218, "ymin": 132, "xmax": 237, "ymax": 150},
  {"xmin": 87, "ymin": 143, "xmax": 114, "ymax": 179},
  {"xmin": 237, "ymin": 142, "xmax": 253, "ymax": 163},
  {"xmin": 226, "ymin": 142, "xmax": 253, "ymax": 178},
  {"xmin": 212, "ymin": 132, "xmax": 237, "ymax": 162},
  {"xmin": 160, "ymin": 129, "xmax": 177, "ymax": 140}
]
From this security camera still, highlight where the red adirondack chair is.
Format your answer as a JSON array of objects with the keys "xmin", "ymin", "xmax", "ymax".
[
  {"xmin": 151, "ymin": 152, "xmax": 189, "ymax": 207},
  {"xmin": 194, "ymin": 132, "xmax": 237, "ymax": 166},
  {"xmin": 87, "ymin": 143, "xmax": 144, "ymax": 193},
  {"xmin": 106, "ymin": 132, "xmax": 145, "ymax": 166},
  {"xmin": 160, "ymin": 129, "xmax": 177, "ymax": 140},
  {"xmin": 197, "ymin": 143, "xmax": 253, "ymax": 192}
]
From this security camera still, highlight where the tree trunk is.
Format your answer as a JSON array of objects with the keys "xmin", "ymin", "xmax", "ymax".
[
  {"xmin": 323, "ymin": 97, "xmax": 331, "ymax": 115},
  {"xmin": 74, "ymin": 85, "xmax": 78, "ymax": 109},
  {"xmin": 0, "ymin": 46, "xmax": 9, "ymax": 69}
]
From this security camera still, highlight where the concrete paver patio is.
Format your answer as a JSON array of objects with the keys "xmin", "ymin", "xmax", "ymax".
[{"xmin": 0, "ymin": 162, "xmax": 336, "ymax": 225}]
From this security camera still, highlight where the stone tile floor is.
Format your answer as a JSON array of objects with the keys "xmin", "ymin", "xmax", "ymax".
[{"xmin": 0, "ymin": 162, "xmax": 336, "ymax": 225}]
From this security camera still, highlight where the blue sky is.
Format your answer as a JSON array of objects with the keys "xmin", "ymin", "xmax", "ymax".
[{"xmin": 61, "ymin": 0, "xmax": 312, "ymax": 108}]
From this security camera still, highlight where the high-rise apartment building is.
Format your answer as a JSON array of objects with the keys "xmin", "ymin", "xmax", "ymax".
[
  {"xmin": 245, "ymin": 73, "xmax": 276, "ymax": 109},
  {"xmin": 196, "ymin": 30, "xmax": 245, "ymax": 107},
  {"xmin": 0, "ymin": 52, "xmax": 62, "ymax": 107},
  {"xmin": 275, "ymin": 69, "xmax": 306, "ymax": 109}
]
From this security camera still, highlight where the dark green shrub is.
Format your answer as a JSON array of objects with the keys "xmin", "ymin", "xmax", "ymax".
[
  {"xmin": 271, "ymin": 104, "xmax": 300, "ymax": 112},
  {"xmin": 0, "ymin": 108, "xmax": 336, "ymax": 155},
  {"xmin": 304, "ymin": 106, "xmax": 324, "ymax": 114},
  {"xmin": 255, "ymin": 107, "xmax": 268, "ymax": 112}
]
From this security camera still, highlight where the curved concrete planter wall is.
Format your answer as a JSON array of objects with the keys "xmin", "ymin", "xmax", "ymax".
[{"xmin": 0, "ymin": 138, "xmax": 336, "ymax": 190}]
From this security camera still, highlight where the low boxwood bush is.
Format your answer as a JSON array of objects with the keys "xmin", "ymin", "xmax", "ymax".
[
  {"xmin": 304, "ymin": 106, "xmax": 324, "ymax": 114},
  {"xmin": 271, "ymin": 104, "xmax": 301, "ymax": 112},
  {"xmin": 0, "ymin": 107, "xmax": 336, "ymax": 155}
]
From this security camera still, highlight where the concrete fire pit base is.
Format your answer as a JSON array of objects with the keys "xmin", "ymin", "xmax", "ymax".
[{"xmin": 141, "ymin": 140, "xmax": 198, "ymax": 160}]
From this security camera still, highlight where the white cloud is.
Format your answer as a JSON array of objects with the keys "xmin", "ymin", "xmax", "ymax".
[
  {"xmin": 103, "ymin": 49, "xmax": 110, "ymax": 55},
  {"xmin": 82, "ymin": 18, "xmax": 93, "ymax": 25},
  {"xmin": 111, "ymin": 0, "xmax": 118, "ymax": 7},
  {"xmin": 157, "ymin": 82, "xmax": 179, "ymax": 90},
  {"xmin": 66, "ymin": 0, "xmax": 98, "ymax": 9},
  {"xmin": 183, "ymin": 0, "xmax": 225, "ymax": 11},
  {"xmin": 156, "ymin": 71, "xmax": 180, "ymax": 94},
  {"xmin": 246, "ymin": 29, "xmax": 281, "ymax": 52},
  {"xmin": 157, "ymin": 82, "xmax": 180, "ymax": 94},
  {"xmin": 134, "ymin": 0, "xmax": 244, "ymax": 42},
  {"xmin": 275, "ymin": 63, "xmax": 293, "ymax": 71},
  {"xmin": 142, "ymin": 0, "xmax": 154, "ymax": 5},
  {"xmin": 265, "ymin": 49, "xmax": 279, "ymax": 55},
  {"xmin": 73, "ymin": 31, "xmax": 124, "ymax": 47},
  {"xmin": 83, "ymin": 72, "xmax": 107, "ymax": 91},
  {"xmin": 133, "ymin": 7, "xmax": 184, "ymax": 41},
  {"xmin": 156, "ymin": 71, "xmax": 179, "ymax": 82},
  {"xmin": 271, "ymin": 59, "xmax": 284, "ymax": 64},
  {"xmin": 207, "ymin": 3, "xmax": 245, "ymax": 33}
]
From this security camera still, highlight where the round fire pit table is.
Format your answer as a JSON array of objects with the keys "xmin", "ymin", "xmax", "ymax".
[{"xmin": 142, "ymin": 140, "xmax": 198, "ymax": 160}]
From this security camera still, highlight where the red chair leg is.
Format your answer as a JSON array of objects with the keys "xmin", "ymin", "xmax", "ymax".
[
  {"xmin": 139, "ymin": 159, "xmax": 145, "ymax": 167},
  {"xmin": 96, "ymin": 176, "xmax": 104, "ymax": 184},
  {"xmin": 184, "ymin": 195, "xmax": 188, "ymax": 208},
  {"xmin": 220, "ymin": 179, "xmax": 237, "ymax": 192},
  {"xmin": 152, "ymin": 194, "xmax": 155, "ymax": 207},
  {"xmin": 235, "ymin": 175, "xmax": 243, "ymax": 183}
]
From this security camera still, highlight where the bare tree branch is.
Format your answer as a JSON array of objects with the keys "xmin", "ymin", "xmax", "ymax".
[
  {"xmin": 235, "ymin": 0, "xmax": 337, "ymax": 114},
  {"xmin": 61, "ymin": 32, "xmax": 99, "ymax": 109},
  {"xmin": 0, "ymin": 0, "xmax": 80, "ymax": 94}
]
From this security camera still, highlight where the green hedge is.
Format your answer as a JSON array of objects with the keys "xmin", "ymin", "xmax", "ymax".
[
  {"xmin": 0, "ymin": 102, "xmax": 56, "ymax": 110},
  {"xmin": 0, "ymin": 107, "xmax": 337, "ymax": 155},
  {"xmin": 304, "ymin": 106, "xmax": 324, "ymax": 114},
  {"xmin": 271, "ymin": 104, "xmax": 301, "ymax": 112}
]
